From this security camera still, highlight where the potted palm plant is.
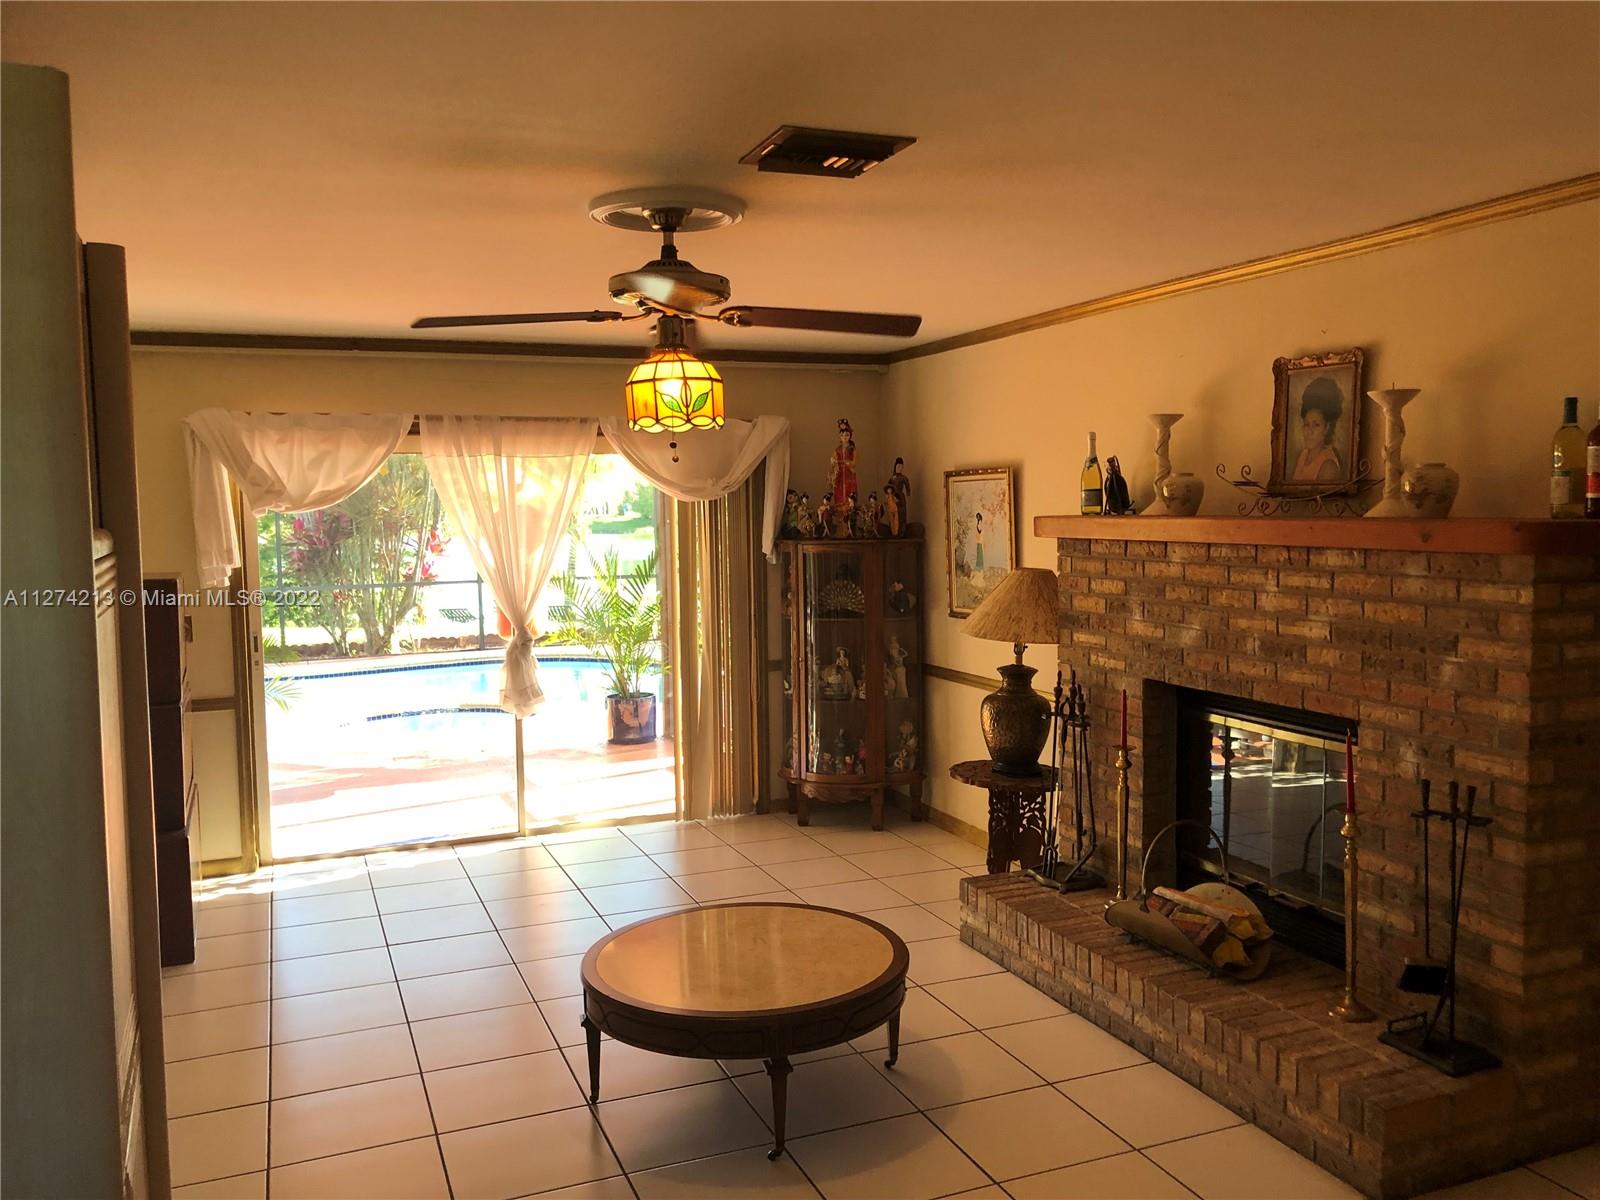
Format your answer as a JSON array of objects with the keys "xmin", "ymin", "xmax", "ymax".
[{"xmin": 549, "ymin": 541, "xmax": 666, "ymax": 745}]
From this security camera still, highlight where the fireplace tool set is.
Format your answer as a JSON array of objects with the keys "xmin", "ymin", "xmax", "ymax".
[
  {"xmin": 1024, "ymin": 670, "xmax": 1103, "ymax": 892},
  {"xmin": 1379, "ymin": 778, "xmax": 1500, "ymax": 1077}
]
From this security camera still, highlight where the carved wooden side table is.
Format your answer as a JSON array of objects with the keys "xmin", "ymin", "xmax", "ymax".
[{"xmin": 949, "ymin": 759, "xmax": 1058, "ymax": 874}]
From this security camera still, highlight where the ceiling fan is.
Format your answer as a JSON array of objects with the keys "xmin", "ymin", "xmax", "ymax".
[{"xmin": 410, "ymin": 190, "xmax": 922, "ymax": 340}]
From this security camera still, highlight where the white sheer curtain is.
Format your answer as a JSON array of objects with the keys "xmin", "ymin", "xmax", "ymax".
[
  {"xmin": 598, "ymin": 415, "xmax": 790, "ymax": 560},
  {"xmin": 184, "ymin": 409, "xmax": 413, "ymax": 587},
  {"xmin": 421, "ymin": 416, "xmax": 595, "ymax": 718}
]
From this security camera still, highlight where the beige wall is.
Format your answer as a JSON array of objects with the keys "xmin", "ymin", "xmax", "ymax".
[
  {"xmin": 882, "ymin": 201, "xmax": 1600, "ymax": 831},
  {"xmin": 130, "ymin": 348, "xmax": 886, "ymax": 862}
]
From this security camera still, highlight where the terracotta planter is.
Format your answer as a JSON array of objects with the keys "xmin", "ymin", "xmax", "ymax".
[{"xmin": 607, "ymin": 693, "xmax": 657, "ymax": 745}]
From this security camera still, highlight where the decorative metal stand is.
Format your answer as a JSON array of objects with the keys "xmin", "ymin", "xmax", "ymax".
[
  {"xmin": 1329, "ymin": 806, "xmax": 1375, "ymax": 1022},
  {"xmin": 1025, "ymin": 670, "xmax": 1102, "ymax": 893},
  {"xmin": 1380, "ymin": 781, "xmax": 1500, "ymax": 1076},
  {"xmin": 1214, "ymin": 463, "xmax": 1379, "ymax": 517}
]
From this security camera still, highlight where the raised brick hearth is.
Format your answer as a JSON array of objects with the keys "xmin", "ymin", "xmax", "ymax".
[
  {"xmin": 965, "ymin": 518, "xmax": 1599, "ymax": 1197},
  {"xmin": 960, "ymin": 876, "xmax": 1527, "ymax": 1198}
]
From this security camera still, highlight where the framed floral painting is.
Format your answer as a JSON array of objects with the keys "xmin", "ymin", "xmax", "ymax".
[
  {"xmin": 944, "ymin": 467, "xmax": 1015, "ymax": 618},
  {"xmin": 1269, "ymin": 349, "xmax": 1365, "ymax": 494}
]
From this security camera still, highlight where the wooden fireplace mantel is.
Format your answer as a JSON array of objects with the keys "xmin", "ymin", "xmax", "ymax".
[{"xmin": 1032, "ymin": 514, "xmax": 1600, "ymax": 556}]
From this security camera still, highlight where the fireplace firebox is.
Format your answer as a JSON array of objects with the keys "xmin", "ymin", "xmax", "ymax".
[{"xmin": 1175, "ymin": 689, "xmax": 1356, "ymax": 967}]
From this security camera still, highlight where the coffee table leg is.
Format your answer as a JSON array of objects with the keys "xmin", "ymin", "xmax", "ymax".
[
  {"xmin": 763, "ymin": 1056, "xmax": 793, "ymax": 1160},
  {"xmin": 884, "ymin": 1011, "xmax": 901, "ymax": 1068},
  {"xmin": 582, "ymin": 1016, "xmax": 601, "ymax": 1103}
]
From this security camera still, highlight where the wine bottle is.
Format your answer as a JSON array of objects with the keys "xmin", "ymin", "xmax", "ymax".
[
  {"xmin": 1586, "ymin": 399, "xmax": 1600, "ymax": 519},
  {"xmin": 1551, "ymin": 396, "xmax": 1585, "ymax": 519},
  {"xmin": 1081, "ymin": 432, "xmax": 1104, "ymax": 515}
]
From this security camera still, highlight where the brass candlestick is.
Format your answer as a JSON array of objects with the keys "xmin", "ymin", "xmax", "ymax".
[
  {"xmin": 1110, "ymin": 745, "xmax": 1131, "ymax": 903},
  {"xmin": 1330, "ymin": 807, "xmax": 1376, "ymax": 1023}
]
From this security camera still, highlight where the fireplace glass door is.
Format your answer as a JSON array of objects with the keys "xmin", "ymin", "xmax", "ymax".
[{"xmin": 1178, "ymin": 699, "xmax": 1352, "ymax": 964}]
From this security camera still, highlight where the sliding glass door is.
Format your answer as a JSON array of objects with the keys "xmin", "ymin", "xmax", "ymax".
[{"xmin": 248, "ymin": 448, "xmax": 674, "ymax": 862}]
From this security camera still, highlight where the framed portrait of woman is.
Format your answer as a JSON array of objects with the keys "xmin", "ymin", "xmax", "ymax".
[
  {"xmin": 1269, "ymin": 349, "xmax": 1364, "ymax": 494},
  {"xmin": 944, "ymin": 467, "xmax": 1015, "ymax": 617}
]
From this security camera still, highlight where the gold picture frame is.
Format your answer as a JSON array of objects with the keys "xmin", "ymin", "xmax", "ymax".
[
  {"xmin": 1269, "ymin": 349, "xmax": 1364, "ymax": 495},
  {"xmin": 943, "ymin": 467, "xmax": 1016, "ymax": 618}
]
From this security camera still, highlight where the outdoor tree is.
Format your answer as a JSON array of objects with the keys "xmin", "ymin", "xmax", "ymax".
[{"xmin": 281, "ymin": 455, "xmax": 445, "ymax": 656}]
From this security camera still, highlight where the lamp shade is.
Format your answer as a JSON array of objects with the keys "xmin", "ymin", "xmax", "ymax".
[
  {"xmin": 964, "ymin": 567, "xmax": 1060, "ymax": 646},
  {"xmin": 625, "ymin": 347, "xmax": 724, "ymax": 433}
]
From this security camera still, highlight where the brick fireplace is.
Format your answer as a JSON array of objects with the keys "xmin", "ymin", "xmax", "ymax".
[{"xmin": 957, "ymin": 516, "xmax": 1599, "ymax": 1198}]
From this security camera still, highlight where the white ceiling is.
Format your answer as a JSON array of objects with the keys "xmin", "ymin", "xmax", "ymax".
[{"xmin": 4, "ymin": 2, "xmax": 1597, "ymax": 355}]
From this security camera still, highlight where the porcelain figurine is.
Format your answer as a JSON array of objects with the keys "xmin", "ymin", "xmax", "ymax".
[
  {"xmin": 1401, "ymin": 462, "xmax": 1459, "ymax": 518},
  {"xmin": 829, "ymin": 418, "xmax": 858, "ymax": 506},
  {"xmin": 780, "ymin": 489, "xmax": 801, "ymax": 537},
  {"xmin": 816, "ymin": 496, "xmax": 833, "ymax": 538},
  {"xmin": 891, "ymin": 719, "xmax": 919, "ymax": 772},
  {"xmin": 827, "ymin": 646, "xmax": 856, "ymax": 699},
  {"xmin": 886, "ymin": 636, "xmax": 910, "ymax": 698}
]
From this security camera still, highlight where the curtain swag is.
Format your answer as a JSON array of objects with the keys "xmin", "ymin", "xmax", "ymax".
[
  {"xmin": 599, "ymin": 415, "xmax": 791, "ymax": 560},
  {"xmin": 184, "ymin": 409, "xmax": 412, "ymax": 588}
]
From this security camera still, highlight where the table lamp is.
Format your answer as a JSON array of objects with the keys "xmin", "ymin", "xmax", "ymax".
[{"xmin": 964, "ymin": 567, "xmax": 1059, "ymax": 776}]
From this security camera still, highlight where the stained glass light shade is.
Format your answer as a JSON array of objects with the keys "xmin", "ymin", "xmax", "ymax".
[{"xmin": 625, "ymin": 347, "xmax": 724, "ymax": 433}]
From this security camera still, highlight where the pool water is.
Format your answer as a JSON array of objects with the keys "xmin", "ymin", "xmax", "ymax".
[{"xmin": 266, "ymin": 655, "xmax": 665, "ymax": 749}]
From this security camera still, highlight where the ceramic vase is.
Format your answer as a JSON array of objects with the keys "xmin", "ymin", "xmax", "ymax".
[
  {"xmin": 1400, "ymin": 462, "xmax": 1459, "ymax": 518},
  {"xmin": 1158, "ymin": 472, "xmax": 1205, "ymax": 517},
  {"xmin": 1364, "ymin": 388, "xmax": 1422, "ymax": 518},
  {"xmin": 1142, "ymin": 412, "xmax": 1185, "ymax": 513}
]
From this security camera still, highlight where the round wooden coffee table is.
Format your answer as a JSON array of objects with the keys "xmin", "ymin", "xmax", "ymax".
[{"xmin": 580, "ymin": 902, "xmax": 910, "ymax": 1159}]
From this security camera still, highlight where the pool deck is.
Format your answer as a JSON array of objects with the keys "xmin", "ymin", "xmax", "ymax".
[
  {"xmin": 269, "ymin": 736, "xmax": 676, "ymax": 859},
  {"xmin": 264, "ymin": 648, "xmax": 675, "ymax": 858}
]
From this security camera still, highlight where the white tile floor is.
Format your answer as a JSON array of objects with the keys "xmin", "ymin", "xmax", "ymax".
[{"xmin": 167, "ymin": 806, "xmax": 1598, "ymax": 1200}]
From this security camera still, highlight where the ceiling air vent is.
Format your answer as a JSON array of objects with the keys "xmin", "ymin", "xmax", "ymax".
[{"xmin": 739, "ymin": 126, "xmax": 916, "ymax": 179}]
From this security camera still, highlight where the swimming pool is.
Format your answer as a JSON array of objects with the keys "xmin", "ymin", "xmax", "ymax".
[{"xmin": 265, "ymin": 654, "xmax": 665, "ymax": 749}]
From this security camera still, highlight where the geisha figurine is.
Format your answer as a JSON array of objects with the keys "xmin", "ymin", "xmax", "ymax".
[
  {"xmin": 794, "ymin": 492, "xmax": 816, "ymax": 537},
  {"xmin": 780, "ymin": 489, "xmax": 801, "ymax": 538},
  {"xmin": 856, "ymin": 492, "xmax": 882, "ymax": 538},
  {"xmin": 828, "ymin": 418, "xmax": 858, "ymax": 506},
  {"xmin": 816, "ymin": 496, "xmax": 833, "ymax": 538},
  {"xmin": 836, "ymin": 492, "xmax": 859, "ymax": 539},
  {"xmin": 883, "ymin": 457, "xmax": 912, "ymax": 536}
]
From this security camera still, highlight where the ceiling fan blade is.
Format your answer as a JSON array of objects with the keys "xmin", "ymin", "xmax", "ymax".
[
  {"xmin": 411, "ymin": 310, "xmax": 625, "ymax": 330},
  {"xmin": 716, "ymin": 306, "xmax": 921, "ymax": 337}
]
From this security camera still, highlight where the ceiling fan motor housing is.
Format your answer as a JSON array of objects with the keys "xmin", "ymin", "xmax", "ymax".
[{"xmin": 608, "ymin": 263, "xmax": 731, "ymax": 314}]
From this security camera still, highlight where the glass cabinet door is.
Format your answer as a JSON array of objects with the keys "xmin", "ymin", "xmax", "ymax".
[
  {"xmin": 802, "ymin": 547, "xmax": 869, "ymax": 778},
  {"xmin": 881, "ymin": 541, "xmax": 922, "ymax": 778}
]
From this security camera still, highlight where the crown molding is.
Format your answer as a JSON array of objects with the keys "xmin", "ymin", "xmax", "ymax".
[{"xmin": 889, "ymin": 172, "xmax": 1600, "ymax": 364}]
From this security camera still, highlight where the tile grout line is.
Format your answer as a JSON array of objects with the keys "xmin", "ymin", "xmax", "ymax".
[
  {"xmin": 464, "ymin": 837, "xmax": 641, "ymax": 1199},
  {"xmin": 372, "ymin": 849, "xmax": 457, "ymax": 1200}
]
